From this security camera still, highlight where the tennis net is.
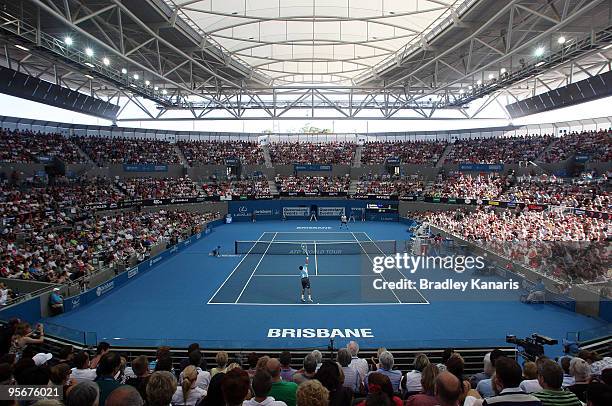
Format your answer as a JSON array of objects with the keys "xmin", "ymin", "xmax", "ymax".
[{"xmin": 234, "ymin": 240, "xmax": 397, "ymax": 255}]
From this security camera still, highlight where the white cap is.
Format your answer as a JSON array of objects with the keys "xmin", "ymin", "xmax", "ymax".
[
  {"xmin": 53, "ymin": 287, "xmax": 60, "ymax": 291},
  {"xmin": 32, "ymin": 352, "xmax": 53, "ymax": 366}
]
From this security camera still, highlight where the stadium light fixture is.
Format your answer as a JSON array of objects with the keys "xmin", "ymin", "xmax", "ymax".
[
  {"xmin": 488, "ymin": 74, "xmax": 494, "ymax": 80},
  {"xmin": 102, "ymin": 57, "xmax": 110, "ymax": 66},
  {"xmin": 162, "ymin": 89, "xmax": 168, "ymax": 95},
  {"xmin": 84, "ymin": 74, "xmax": 93, "ymax": 79},
  {"xmin": 535, "ymin": 61, "xmax": 545, "ymax": 67},
  {"xmin": 145, "ymin": 80, "xmax": 150, "ymax": 86},
  {"xmin": 14, "ymin": 44, "xmax": 29, "ymax": 51},
  {"xmin": 534, "ymin": 46, "xmax": 545, "ymax": 57},
  {"xmin": 84, "ymin": 62, "xmax": 94, "ymax": 68},
  {"xmin": 121, "ymin": 68, "xmax": 128, "ymax": 74},
  {"xmin": 468, "ymin": 85, "xmax": 473, "ymax": 90},
  {"xmin": 500, "ymin": 68, "xmax": 507, "ymax": 74},
  {"xmin": 459, "ymin": 89, "xmax": 464, "ymax": 95},
  {"xmin": 154, "ymin": 86, "xmax": 159, "ymax": 91},
  {"xmin": 557, "ymin": 36, "xmax": 566, "ymax": 44},
  {"xmin": 133, "ymin": 73, "xmax": 139, "ymax": 80},
  {"xmin": 64, "ymin": 37, "xmax": 73, "ymax": 46},
  {"xmin": 476, "ymin": 79, "xmax": 482, "ymax": 85},
  {"xmin": 85, "ymin": 47, "xmax": 94, "ymax": 57}
]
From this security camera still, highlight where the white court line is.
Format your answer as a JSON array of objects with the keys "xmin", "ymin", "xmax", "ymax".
[
  {"xmin": 363, "ymin": 232, "xmax": 430, "ymax": 305},
  {"xmin": 254, "ymin": 274, "xmax": 366, "ymax": 277},
  {"xmin": 350, "ymin": 231, "xmax": 402, "ymax": 304},
  {"xmin": 207, "ymin": 232, "xmax": 266, "ymax": 304},
  {"xmin": 314, "ymin": 240, "xmax": 318, "ymax": 276},
  {"xmin": 207, "ymin": 302, "xmax": 429, "ymax": 306},
  {"xmin": 234, "ymin": 232, "xmax": 277, "ymax": 303}
]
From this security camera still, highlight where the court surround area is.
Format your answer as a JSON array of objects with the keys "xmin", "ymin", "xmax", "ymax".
[{"xmin": 48, "ymin": 220, "xmax": 606, "ymax": 350}]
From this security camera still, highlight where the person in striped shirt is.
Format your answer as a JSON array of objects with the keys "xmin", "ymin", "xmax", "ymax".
[
  {"xmin": 533, "ymin": 360, "xmax": 581, "ymax": 406},
  {"xmin": 481, "ymin": 357, "xmax": 541, "ymax": 406}
]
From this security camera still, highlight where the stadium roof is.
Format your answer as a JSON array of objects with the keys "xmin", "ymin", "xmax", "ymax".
[
  {"xmin": 0, "ymin": 0, "xmax": 611, "ymax": 121},
  {"xmin": 165, "ymin": 0, "xmax": 465, "ymax": 86}
]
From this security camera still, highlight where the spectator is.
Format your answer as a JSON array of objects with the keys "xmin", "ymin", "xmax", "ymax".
[
  {"xmin": 533, "ymin": 360, "xmax": 581, "ymax": 406},
  {"xmin": 244, "ymin": 370, "xmax": 288, "ymax": 406},
  {"xmin": 9, "ymin": 322, "xmax": 44, "ymax": 361},
  {"xmin": 403, "ymin": 354, "xmax": 430, "ymax": 396},
  {"xmin": 559, "ymin": 357, "xmax": 574, "ymax": 388},
  {"xmin": 48, "ymin": 345, "xmax": 73, "ymax": 367},
  {"xmin": 347, "ymin": 341, "xmax": 369, "ymax": 386},
  {"xmin": 585, "ymin": 382, "xmax": 612, "ymax": 406},
  {"xmin": 567, "ymin": 358, "xmax": 590, "ymax": 402},
  {"xmin": 358, "ymin": 372, "xmax": 402, "ymax": 406},
  {"xmin": 95, "ymin": 352, "xmax": 124, "ymax": 406},
  {"xmin": 0, "ymin": 318, "xmax": 20, "ymax": 355},
  {"xmin": 434, "ymin": 372, "xmax": 463, "ymax": 406},
  {"xmin": 66, "ymin": 381, "xmax": 100, "ymax": 406},
  {"xmin": 90, "ymin": 342, "xmax": 110, "ymax": 369},
  {"xmin": 314, "ymin": 360, "xmax": 353, "ymax": 406},
  {"xmin": 293, "ymin": 354, "xmax": 318, "ymax": 385},
  {"xmin": 179, "ymin": 350, "xmax": 211, "ymax": 392},
  {"xmin": 405, "ymin": 364, "xmax": 439, "ymax": 406},
  {"xmin": 311, "ymin": 351, "xmax": 323, "ymax": 371},
  {"xmin": 125, "ymin": 355, "xmax": 150, "ymax": 401},
  {"xmin": 179, "ymin": 344, "xmax": 206, "ymax": 372},
  {"xmin": 519, "ymin": 362, "xmax": 542, "ymax": 393},
  {"xmin": 48, "ymin": 287, "xmax": 64, "ymax": 315},
  {"xmin": 268, "ymin": 358, "xmax": 298, "ymax": 406},
  {"xmin": 280, "ymin": 351, "xmax": 296, "ymax": 382},
  {"xmin": 200, "ymin": 372, "xmax": 226, "ymax": 406},
  {"xmin": 247, "ymin": 353, "xmax": 260, "ymax": 378},
  {"xmin": 336, "ymin": 348, "xmax": 361, "ymax": 393},
  {"xmin": 147, "ymin": 371, "xmax": 178, "ymax": 406},
  {"xmin": 211, "ymin": 351, "xmax": 229, "ymax": 377},
  {"xmin": 482, "ymin": 357, "xmax": 541, "ymax": 406},
  {"xmin": 366, "ymin": 351, "xmax": 401, "ymax": 393},
  {"xmin": 106, "ymin": 386, "xmax": 145, "ymax": 406},
  {"xmin": 470, "ymin": 351, "xmax": 497, "ymax": 389},
  {"xmin": 222, "ymin": 368, "xmax": 251, "ymax": 406},
  {"xmin": 172, "ymin": 365, "xmax": 206, "ymax": 406},
  {"xmin": 296, "ymin": 380, "xmax": 329, "ymax": 406},
  {"xmin": 444, "ymin": 354, "xmax": 470, "ymax": 402}
]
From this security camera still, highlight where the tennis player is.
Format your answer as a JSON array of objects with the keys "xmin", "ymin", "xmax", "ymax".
[
  {"xmin": 300, "ymin": 256, "xmax": 313, "ymax": 303},
  {"xmin": 340, "ymin": 214, "xmax": 348, "ymax": 229}
]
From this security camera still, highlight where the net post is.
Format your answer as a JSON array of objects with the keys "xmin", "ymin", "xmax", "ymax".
[{"xmin": 235, "ymin": 240, "xmax": 238, "ymax": 255}]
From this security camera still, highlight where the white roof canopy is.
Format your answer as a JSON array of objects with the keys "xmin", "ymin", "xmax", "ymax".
[{"xmin": 167, "ymin": 0, "xmax": 460, "ymax": 85}]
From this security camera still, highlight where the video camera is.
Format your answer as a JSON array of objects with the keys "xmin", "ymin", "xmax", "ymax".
[{"xmin": 506, "ymin": 333, "xmax": 558, "ymax": 361}]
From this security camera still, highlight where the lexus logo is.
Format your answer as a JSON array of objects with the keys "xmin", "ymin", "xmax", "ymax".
[{"xmin": 239, "ymin": 206, "xmax": 248, "ymax": 212}]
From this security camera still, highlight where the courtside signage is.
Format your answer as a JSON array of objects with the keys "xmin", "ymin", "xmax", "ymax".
[{"xmin": 267, "ymin": 328, "xmax": 374, "ymax": 338}]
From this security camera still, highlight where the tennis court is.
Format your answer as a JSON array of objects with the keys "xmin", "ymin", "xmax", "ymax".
[{"xmin": 208, "ymin": 231, "xmax": 429, "ymax": 305}]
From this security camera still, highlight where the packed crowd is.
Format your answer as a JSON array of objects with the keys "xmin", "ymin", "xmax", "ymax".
[
  {"xmin": 421, "ymin": 208, "xmax": 610, "ymax": 283},
  {"xmin": 353, "ymin": 175, "xmax": 425, "ymax": 197},
  {"xmin": 0, "ymin": 129, "xmax": 85, "ymax": 164},
  {"xmin": 0, "ymin": 209, "xmax": 219, "ymax": 282},
  {"xmin": 178, "ymin": 141, "xmax": 264, "ymax": 165},
  {"xmin": 499, "ymin": 175, "xmax": 610, "ymax": 212},
  {"xmin": 425, "ymin": 174, "xmax": 507, "ymax": 200},
  {"xmin": 543, "ymin": 130, "xmax": 612, "ymax": 163},
  {"xmin": 0, "ymin": 334, "xmax": 609, "ymax": 406},
  {"xmin": 275, "ymin": 176, "xmax": 351, "ymax": 195},
  {"xmin": 269, "ymin": 143, "xmax": 356, "ymax": 165},
  {"xmin": 202, "ymin": 179, "xmax": 271, "ymax": 198},
  {"xmin": 361, "ymin": 141, "xmax": 447, "ymax": 165},
  {"xmin": 74, "ymin": 136, "xmax": 180, "ymax": 165},
  {"xmin": 444, "ymin": 136, "xmax": 552, "ymax": 164},
  {"xmin": 117, "ymin": 177, "xmax": 203, "ymax": 200}
]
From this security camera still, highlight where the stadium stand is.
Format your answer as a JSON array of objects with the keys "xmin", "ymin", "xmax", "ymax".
[
  {"xmin": 177, "ymin": 140, "xmax": 264, "ymax": 165},
  {"xmin": 0, "ymin": 129, "xmax": 85, "ymax": 164},
  {"xmin": 74, "ymin": 136, "xmax": 180, "ymax": 165},
  {"xmin": 269, "ymin": 142, "xmax": 356, "ymax": 164},
  {"xmin": 361, "ymin": 141, "xmax": 447, "ymax": 165}
]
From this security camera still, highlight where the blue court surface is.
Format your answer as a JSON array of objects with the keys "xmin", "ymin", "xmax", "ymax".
[{"xmin": 48, "ymin": 220, "xmax": 606, "ymax": 351}]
